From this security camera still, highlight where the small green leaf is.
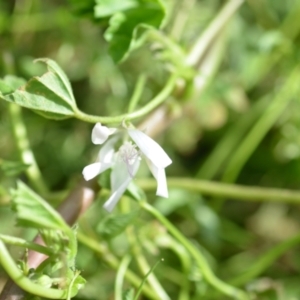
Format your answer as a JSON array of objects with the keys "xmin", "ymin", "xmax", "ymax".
[
  {"xmin": 95, "ymin": 0, "xmax": 167, "ymax": 62},
  {"xmin": 97, "ymin": 210, "xmax": 139, "ymax": 238},
  {"xmin": 0, "ymin": 59, "xmax": 77, "ymax": 120},
  {"xmin": 0, "ymin": 159, "xmax": 30, "ymax": 177},
  {"xmin": 11, "ymin": 181, "xmax": 67, "ymax": 230}
]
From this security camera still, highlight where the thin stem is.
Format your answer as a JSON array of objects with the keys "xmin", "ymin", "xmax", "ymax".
[
  {"xmin": 0, "ymin": 234, "xmax": 54, "ymax": 256},
  {"xmin": 8, "ymin": 104, "xmax": 48, "ymax": 195},
  {"xmin": 74, "ymin": 73, "xmax": 178, "ymax": 124},
  {"xmin": 136, "ymin": 178, "xmax": 300, "ymax": 204},
  {"xmin": 162, "ymin": 237, "xmax": 191, "ymax": 300},
  {"xmin": 230, "ymin": 233, "xmax": 300, "ymax": 286},
  {"xmin": 140, "ymin": 202, "xmax": 249, "ymax": 300},
  {"xmin": 120, "ymin": 198, "xmax": 170, "ymax": 300},
  {"xmin": 67, "ymin": 271, "xmax": 80, "ymax": 300},
  {"xmin": 186, "ymin": 0, "xmax": 244, "ymax": 67},
  {"xmin": 197, "ymin": 96, "xmax": 269, "ymax": 180},
  {"xmin": 77, "ymin": 232, "xmax": 158, "ymax": 300},
  {"xmin": 134, "ymin": 260, "xmax": 162, "ymax": 300},
  {"xmin": 115, "ymin": 255, "xmax": 132, "ymax": 300},
  {"xmin": 170, "ymin": 0, "xmax": 196, "ymax": 41},
  {"xmin": 0, "ymin": 240, "xmax": 74, "ymax": 299},
  {"xmin": 222, "ymin": 67, "xmax": 300, "ymax": 183},
  {"xmin": 128, "ymin": 74, "xmax": 147, "ymax": 113}
]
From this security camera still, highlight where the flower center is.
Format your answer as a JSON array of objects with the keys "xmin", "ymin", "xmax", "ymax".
[{"xmin": 118, "ymin": 141, "xmax": 140, "ymax": 165}]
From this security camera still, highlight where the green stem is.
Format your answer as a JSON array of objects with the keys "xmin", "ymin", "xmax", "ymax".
[
  {"xmin": 136, "ymin": 178, "xmax": 300, "ymax": 204},
  {"xmin": 134, "ymin": 260, "xmax": 162, "ymax": 300},
  {"xmin": 0, "ymin": 234, "xmax": 54, "ymax": 256},
  {"xmin": 115, "ymin": 255, "xmax": 132, "ymax": 300},
  {"xmin": 0, "ymin": 240, "xmax": 74, "ymax": 299},
  {"xmin": 222, "ymin": 67, "xmax": 300, "ymax": 183},
  {"xmin": 77, "ymin": 232, "xmax": 159, "ymax": 300},
  {"xmin": 140, "ymin": 202, "xmax": 249, "ymax": 300},
  {"xmin": 230, "ymin": 233, "xmax": 300, "ymax": 286},
  {"xmin": 128, "ymin": 74, "xmax": 147, "ymax": 113},
  {"xmin": 164, "ymin": 237, "xmax": 191, "ymax": 300},
  {"xmin": 74, "ymin": 74, "xmax": 178, "ymax": 124},
  {"xmin": 197, "ymin": 96, "xmax": 269, "ymax": 180},
  {"xmin": 120, "ymin": 198, "xmax": 170, "ymax": 300},
  {"xmin": 9, "ymin": 103, "xmax": 48, "ymax": 195},
  {"xmin": 186, "ymin": 0, "xmax": 244, "ymax": 66}
]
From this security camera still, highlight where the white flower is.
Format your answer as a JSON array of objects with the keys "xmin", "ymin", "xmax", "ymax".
[{"xmin": 83, "ymin": 123, "xmax": 172, "ymax": 212}]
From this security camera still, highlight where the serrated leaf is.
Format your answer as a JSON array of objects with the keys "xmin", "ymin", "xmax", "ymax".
[
  {"xmin": 97, "ymin": 210, "xmax": 139, "ymax": 238},
  {"xmin": 0, "ymin": 159, "xmax": 30, "ymax": 177},
  {"xmin": 95, "ymin": 0, "xmax": 166, "ymax": 62},
  {"xmin": 11, "ymin": 181, "xmax": 67, "ymax": 230},
  {"xmin": 0, "ymin": 59, "xmax": 77, "ymax": 119}
]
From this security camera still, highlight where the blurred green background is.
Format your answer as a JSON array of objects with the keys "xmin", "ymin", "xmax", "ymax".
[{"xmin": 1, "ymin": 0, "xmax": 300, "ymax": 299}]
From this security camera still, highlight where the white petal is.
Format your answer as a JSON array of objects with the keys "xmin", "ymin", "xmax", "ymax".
[
  {"xmin": 98, "ymin": 136, "xmax": 118, "ymax": 163},
  {"xmin": 82, "ymin": 162, "xmax": 112, "ymax": 181},
  {"xmin": 111, "ymin": 157, "xmax": 140, "ymax": 192},
  {"xmin": 128, "ymin": 129, "xmax": 172, "ymax": 168},
  {"xmin": 103, "ymin": 179, "xmax": 131, "ymax": 212},
  {"xmin": 92, "ymin": 123, "xmax": 117, "ymax": 144},
  {"xmin": 103, "ymin": 157, "xmax": 140, "ymax": 212},
  {"xmin": 146, "ymin": 160, "xmax": 169, "ymax": 198}
]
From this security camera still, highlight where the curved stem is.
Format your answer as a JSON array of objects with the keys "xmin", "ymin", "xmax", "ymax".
[
  {"xmin": 115, "ymin": 255, "xmax": 132, "ymax": 300},
  {"xmin": 0, "ymin": 240, "xmax": 74, "ymax": 299},
  {"xmin": 120, "ymin": 198, "xmax": 170, "ymax": 300},
  {"xmin": 74, "ymin": 74, "xmax": 178, "ymax": 124},
  {"xmin": 128, "ymin": 74, "xmax": 147, "ymax": 113},
  {"xmin": 141, "ymin": 202, "xmax": 249, "ymax": 300},
  {"xmin": 9, "ymin": 104, "xmax": 48, "ymax": 195},
  {"xmin": 136, "ymin": 178, "xmax": 300, "ymax": 204},
  {"xmin": 77, "ymin": 232, "xmax": 158, "ymax": 299},
  {"xmin": 0, "ymin": 234, "xmax": 54, "ymax": 256}
]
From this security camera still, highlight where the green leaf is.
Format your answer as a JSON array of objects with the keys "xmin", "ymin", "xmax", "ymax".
[
  {"xmin": 97, "ymin": 210, "xmax": 139, "ymax": 238},
  {"xmin": 0, "ymin": 159, "xmax": 30, "ymax": 177},
  {"xmin": 0, "ymin": 59, "xmax": 77, "ymax": 120},
  {"xmin": 11, "ymin": 181, "xmax": 67, "ymax": 230},
  {"xmin": 95, "ymin": 0, "xmax": 166, "ymax": 62}
]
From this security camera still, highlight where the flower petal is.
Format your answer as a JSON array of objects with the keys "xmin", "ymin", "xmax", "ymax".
[
  {"xmin": 98, "ymin": 136, "xmax": 118, "ymax": 163},
  {"xmin": 128, "ymin": 129, "xmax": 172, "ymax": 168},
  {"xmin": 111, "ymin": 156, "xmax": 140, "ymax": 192},
  {"xmin": 82, "ymin": 162, "xmax": 112, "ymax": 181},
  {"xmin": 92, "ymin": 123, "xmax": 117, "ymax": 144},
  {"xmin": 103, "ymin": 179, "xmax": 131, "ymax": 212},
  {"xmin": 146, "ymin": 159, "xmax": 169, "ymax": 198},
  {"xmin": 103, "ymin": 156, "xmax": 140, "ymax": 212}
]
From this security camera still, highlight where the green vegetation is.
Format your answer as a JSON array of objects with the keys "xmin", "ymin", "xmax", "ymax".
[{"xmin": 1, "ymin": 0, "xmax": 300, "ymax": 299}]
